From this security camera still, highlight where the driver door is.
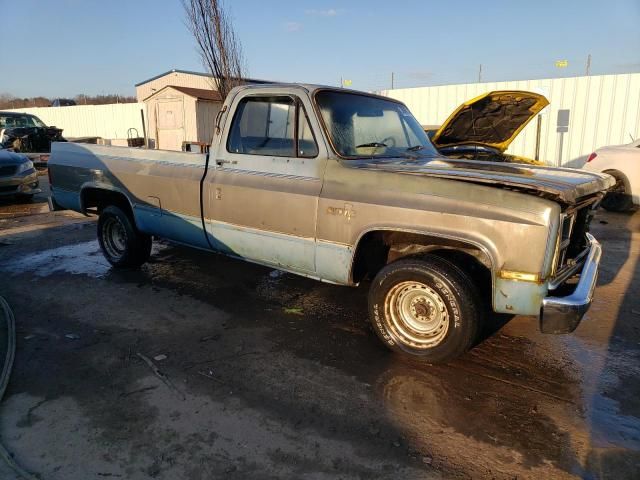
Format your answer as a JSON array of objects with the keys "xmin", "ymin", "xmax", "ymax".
[{"xmin": 203, "ymin": 90, "xmax": 326, "ymax": 274}]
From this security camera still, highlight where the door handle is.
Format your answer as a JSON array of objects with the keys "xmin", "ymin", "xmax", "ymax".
[{"xmin": 215, "ymin": 159, "xmax": 237, "ymax": 166}]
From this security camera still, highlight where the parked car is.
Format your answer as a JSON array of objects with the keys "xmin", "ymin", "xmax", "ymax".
[
  {"xmin": 48, "ymin": 84, "xmax": 613, "ymax": 363},
  {"xmin": 583, "ymin": 139, "xmax": 639, "ymax": 211},
  {"xmin": 0, "ymin": 111, "xmax": 66, "ymax": 155},
  {"xmin": 51, "ymin": 98, "xmax": 77, "ymax": 107},
  {"xmin": 0, "ymin": 150, "xmax": 41, "ymax": 200},
  {"xmin": 425, "ymin": 90, "xmax": 548, "ymax": 165}
]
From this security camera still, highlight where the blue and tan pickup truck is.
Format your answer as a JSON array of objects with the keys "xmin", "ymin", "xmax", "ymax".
[{"xmin": 48, "ymin": 84, "xmax": 614, "ymax": 363}]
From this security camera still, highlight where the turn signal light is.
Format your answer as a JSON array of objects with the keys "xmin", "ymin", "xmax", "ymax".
[{"xmin": 587, "ymin": 152, "xmax": 597, "ymax": 162}]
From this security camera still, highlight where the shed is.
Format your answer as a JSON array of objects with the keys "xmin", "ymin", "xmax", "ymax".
[{"xmin": 144, "ymin": 85, "xmax": 223, "ymax": 151}]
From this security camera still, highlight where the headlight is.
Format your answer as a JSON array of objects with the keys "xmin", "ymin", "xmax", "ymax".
[{"xmin": 16, "ymin": 161, "xmax": 34, "ymax": 174}]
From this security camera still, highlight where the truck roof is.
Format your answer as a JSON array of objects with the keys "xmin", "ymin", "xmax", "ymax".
[{"xmin": 231, "ymin": 83, "xmax": 403, "ymax": 103}]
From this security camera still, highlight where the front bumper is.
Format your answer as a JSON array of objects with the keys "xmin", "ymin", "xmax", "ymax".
[
  {"xmin": 0, "ymin": 169, "xmax": 41, "ymax": 197},
  {"xmin": 540, "ymin": 233, "xmax": 601, "ymax": 333}
]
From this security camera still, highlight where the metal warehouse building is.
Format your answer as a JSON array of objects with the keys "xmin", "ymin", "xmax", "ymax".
[{"xmin": 380, "ymin": 72, "xmax": 640, "ymax": 168}]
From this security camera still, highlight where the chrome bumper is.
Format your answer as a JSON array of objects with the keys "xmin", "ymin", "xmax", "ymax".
[{"xmin": 540, "ymin": 233, "xmax": 601, "ymax": 334}]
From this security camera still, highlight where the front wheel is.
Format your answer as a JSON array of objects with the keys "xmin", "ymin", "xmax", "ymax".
[
  {"xmin": 98, "ymin": 205, "xmax": 151, "ymax": 268},
  {"xmin": 368, "ymin": 256, "xmax": 482, "ymax": 363}
]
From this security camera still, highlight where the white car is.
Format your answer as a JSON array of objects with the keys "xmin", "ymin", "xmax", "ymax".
[{"xmin": 583, "ymin": 139, "xmax": 640, "ymax": 211}]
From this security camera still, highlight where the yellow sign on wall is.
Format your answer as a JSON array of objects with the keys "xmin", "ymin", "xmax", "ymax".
[{"xmin": 555, "ymin": 60, "xmax": 568, "ymax": 68}]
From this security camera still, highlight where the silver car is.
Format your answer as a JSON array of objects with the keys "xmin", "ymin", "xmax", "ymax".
[{"xmin": 0, "ymin": 150, "xmax": 41, "ymax": 200}]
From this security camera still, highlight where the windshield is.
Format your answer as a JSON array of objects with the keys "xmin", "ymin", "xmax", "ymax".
[
  {"xmin": 0, "ymin": 114, "xmax": 47, "ymax": 128},
  {"xmin": 315, "ymin": 90, "xmax": 438, "ymax": 158}
]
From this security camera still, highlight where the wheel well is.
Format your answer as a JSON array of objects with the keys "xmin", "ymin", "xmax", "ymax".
[
  {"xmin": 351, "ymin": 230, "xmax": 493, "ymax": 293},
  {"xmin": 81, "ymin": 188, "xmax": 134, "ymax": 221},
  {"xmin": 603, "ymin": 169, "xmax": 630, "ymax": 190}
]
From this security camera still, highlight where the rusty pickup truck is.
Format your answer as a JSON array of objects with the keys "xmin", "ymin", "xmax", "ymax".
[{"xmin": 48, "ymin": 85, "xmax": 614, "ymax": 363}]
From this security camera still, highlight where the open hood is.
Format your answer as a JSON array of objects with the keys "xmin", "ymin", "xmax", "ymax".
[{"xmin": 431, "ymin": 91, "xmax": 549, "ymax": 152}]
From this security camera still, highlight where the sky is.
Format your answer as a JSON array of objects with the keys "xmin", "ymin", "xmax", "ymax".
[{"xmin": 2, "ymin": 0, "xmax": 639, "ymax": 98}]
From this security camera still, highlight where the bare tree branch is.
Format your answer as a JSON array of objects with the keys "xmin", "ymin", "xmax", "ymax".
[{"xmin": 182, "ymin": 0, "xmax": 246, "ymax": 99}]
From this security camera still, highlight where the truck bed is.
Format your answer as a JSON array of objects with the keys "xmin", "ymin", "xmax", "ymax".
[{"xmin": 49, "ymin": 142, "xmax": 210, "ymax": 248}]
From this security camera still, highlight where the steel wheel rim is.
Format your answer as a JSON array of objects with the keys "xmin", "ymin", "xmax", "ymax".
[
  {"xmin": 102, "ymin": 217, "xmax": 127, "ymax": 260},
  {"xmin": 384, "ymin": 281, "xmax": 450, "ymax": 349}
]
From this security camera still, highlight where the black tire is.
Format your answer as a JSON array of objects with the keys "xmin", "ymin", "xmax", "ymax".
[
  {"xmin": 601, "ymin": 172, "xmax": 634, "ymax": 212},
  {"xmin": 97, "ymin": 205, "xmax": 151, "ymax": 268},
  {"xmin": 368, "ymin": 255, "xmax": 482, "ymax": 363}
]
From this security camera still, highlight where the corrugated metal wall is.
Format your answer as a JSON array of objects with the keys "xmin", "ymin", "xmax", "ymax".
[
  {"xmin": 380, "ymin": 73, "xmax": 640, "ymax": 167},
  {"xmin": 6, "ymin": 103, "xmax": 145, "ymax": 140}
]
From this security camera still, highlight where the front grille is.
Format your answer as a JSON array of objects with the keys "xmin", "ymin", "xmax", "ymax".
[
  {"xmin": 0, "ymin": 185, "xmax": 18, "ymax": 193},
  {"xmin": 554, "ymin": 200, "xmax": 597, "ymax": 274},
  {"xmin": 0, "ymin": 165, "xmax": 18, "ymax": 177}
]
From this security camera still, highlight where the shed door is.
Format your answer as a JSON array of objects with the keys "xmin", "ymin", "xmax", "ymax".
[{"xmin": 156, "ymin": 99, "xmax": 184, "ymax": 151}]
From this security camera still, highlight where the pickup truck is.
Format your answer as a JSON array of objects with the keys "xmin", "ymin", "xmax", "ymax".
[{"xmin": 48, "ymin": 84, "xmax": 614, "ymax": 363}]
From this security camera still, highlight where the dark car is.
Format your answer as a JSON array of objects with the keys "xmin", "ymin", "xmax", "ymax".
[
  {"xmin": 51, "ymin": 98, "xmax": 76, "ymax": 107},
  {"xmin": 0, "ymin": 111, "xmax": 65, "ymax": 154},
  {"xmin": 0, "ymin": 150, "xmax": 41, "ymax": 200}
]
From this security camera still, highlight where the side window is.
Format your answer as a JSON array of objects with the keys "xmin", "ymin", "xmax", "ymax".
[
  {"xmin": 227, "ymin": 95, "xmax": 319, "ymax": 158},
  {"xmin": 297, "ymin": 104, "xmax": 319, "ymax": 158},
  {"xmin": 227, "ymin": 96, "xmax": 295, "ymax": 157}
]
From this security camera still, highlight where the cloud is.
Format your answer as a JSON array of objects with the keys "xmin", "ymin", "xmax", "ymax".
[
  {"xmin": 284, "ymin": 21, "xmax": 302, "ymax": 32},
  {"xmin": 305, "ymin": 8, "xmax": 341, "ymax": 16}
]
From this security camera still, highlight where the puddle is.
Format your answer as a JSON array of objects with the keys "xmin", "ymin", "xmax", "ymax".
[
  {"xmin": 2, "ymin": 240, "xmax": 110, "ymax": 278},
  {"xmin": 2, "ymin": 240, "xmax": 171, "ymax": 279}
]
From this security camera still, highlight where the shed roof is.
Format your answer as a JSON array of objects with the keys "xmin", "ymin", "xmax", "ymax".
[
  {"xmin": 135, "ymin": 68, "xmax": 273, "ymax": 87},
  {"xmin": 170, "ymin": 86, "xmax": 223, "ymax": 101},
  {"xmin": 143, "ymin": 85, "xmax": 223, "ymax": 102}
]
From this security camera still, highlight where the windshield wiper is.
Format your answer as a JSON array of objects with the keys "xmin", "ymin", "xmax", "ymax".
[
  {"xmin": 406, "ymin": 145, "xmax": 424, "ymax": 151},
  {"xmin": 356, "ymin": 142, "xmax": 388, "ymax": 148}
]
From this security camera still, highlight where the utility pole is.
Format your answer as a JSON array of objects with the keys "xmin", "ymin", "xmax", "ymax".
[
  {"xmin": 391, "ymin": 72, "xmax": 395, "ymax": 89},
  {"xmin": 586, "ymin": 54, "xmax": 592, "ymax": 76},
  {"xmin": 478, "ymin": 64, "xmax": 482, "ymax": 83}
]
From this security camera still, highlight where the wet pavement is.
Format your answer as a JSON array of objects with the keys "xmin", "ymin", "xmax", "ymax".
[{"xmin": 0, "ymin": 185, "xmax": 638, "ymax": 479}]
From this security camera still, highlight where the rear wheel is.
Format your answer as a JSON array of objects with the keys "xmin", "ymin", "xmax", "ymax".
[
  {"xmin": 601, "ymin": 171, "xmax": 633, "ymax": 212},
  {"xmin": 98, "ymin": 205, "xmax": 151, "ymax": 268},
  {"xmin": 368, "ymin": 255, "xmax": 482, "ymax": 363}
]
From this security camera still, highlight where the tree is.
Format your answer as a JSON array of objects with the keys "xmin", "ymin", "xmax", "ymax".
[{"xmin": 182, "ymin": 0, "xmax": 246, "ymax": 99}]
